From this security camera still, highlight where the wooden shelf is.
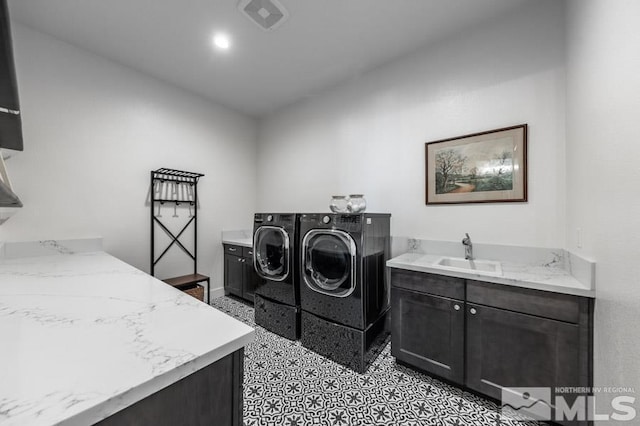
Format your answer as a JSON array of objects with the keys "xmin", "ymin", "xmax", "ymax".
[
  {"xmin": 163, "ymin": 274, "xmax": 210, "ymax": 304},
  {"xmin": 163, "ymin": 273, "xmax": 210, "ymax": 289}
]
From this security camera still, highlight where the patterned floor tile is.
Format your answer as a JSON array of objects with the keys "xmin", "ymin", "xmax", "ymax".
[{"xmin": 210, "ymin": 296, "xmax": 547, "ymax": 426}]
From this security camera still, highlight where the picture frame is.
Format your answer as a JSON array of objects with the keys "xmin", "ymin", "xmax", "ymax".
[{"xmin": 425, "ymin": 124, "xmax": 527, "ymax": 205}]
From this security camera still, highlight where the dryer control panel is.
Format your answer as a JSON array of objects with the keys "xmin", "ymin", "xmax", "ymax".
[{"xmin": 300, "ymin": 213, "xmax": 364, "ymax": 232}]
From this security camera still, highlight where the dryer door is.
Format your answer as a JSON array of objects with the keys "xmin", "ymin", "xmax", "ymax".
[
  {"xmin": 253, "ymin": 226, "xmax": 290, "ymax": 281},
  {"xmin": 302, "ymin": 229, "xmax": 357, "ymax": 297}
]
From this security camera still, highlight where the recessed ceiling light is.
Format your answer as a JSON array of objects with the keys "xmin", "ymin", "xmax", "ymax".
[{"xmin": 213, "ymin": 33, "xmax": 231, "ymax": 50}]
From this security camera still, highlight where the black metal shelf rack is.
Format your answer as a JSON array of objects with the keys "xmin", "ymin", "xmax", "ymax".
[{"xmin": 150, "ymin": 168, "xmax": 210, "ymax": 303}]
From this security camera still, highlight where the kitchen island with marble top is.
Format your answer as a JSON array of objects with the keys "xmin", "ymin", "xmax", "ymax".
[{"xmin": 0, "ymin": 239, "xmax": 254, "ymax": 426}]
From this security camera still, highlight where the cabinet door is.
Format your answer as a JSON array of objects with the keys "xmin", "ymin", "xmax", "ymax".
[
  {"xmin": 466, "ymin": 302, "xmax": 580, "ymax": 401},
  {"xmin": 242, "ymin": 256, "xmax": 259, "ymax": 303},
  {"xmin": 391, "ymin": 287, "xmax": 464, "ymax": 384},
  {"xmin": 224, "ymin": 253, "xmax": 243, "ymax": 298}
]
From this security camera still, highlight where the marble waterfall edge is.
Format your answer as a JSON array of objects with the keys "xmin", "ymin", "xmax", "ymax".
[{"xmin": 0, "ymin": 238, "xmax": 254, "ymax": 426}]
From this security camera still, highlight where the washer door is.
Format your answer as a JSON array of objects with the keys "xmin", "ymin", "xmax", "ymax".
[
  {"xmin": 302, "ymin": 229, "xmax": 357, "ymax": 297},
  {"xmin": 253, "ymin": 226, "xmax": 290, "ymax": 281}
]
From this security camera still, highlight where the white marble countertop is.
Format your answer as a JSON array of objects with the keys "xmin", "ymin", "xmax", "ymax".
[
  {"xmin": 387, "ymin": 252, "xmax": 595, "ymax": 298},
  {"xmin": 0, "ymin": 247, "xmax": 254, "ymax": 426},
  {"xmin": 221, "ymin": 230, "xmax": 252, "ymax": 248}
]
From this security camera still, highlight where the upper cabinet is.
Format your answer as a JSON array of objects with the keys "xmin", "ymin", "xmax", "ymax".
[{"xmin": 0, "ymin": 0, "xmax": 23, "ymax": 151}]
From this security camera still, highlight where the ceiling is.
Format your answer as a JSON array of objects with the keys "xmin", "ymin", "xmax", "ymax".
[{"xmin": 8, "ymin": 0, "xmax": 532, "ymax": 118}]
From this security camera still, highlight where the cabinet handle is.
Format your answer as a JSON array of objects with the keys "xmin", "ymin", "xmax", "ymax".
[
  {"xmin": 237, "ymin": 258, "xmax": 243, "ymax": 262},
  {"xmin": 453, "ymin": 304, "xmax": 461, "ymax": 311},
  {"xmin": 470, "ymin": 308, "xmax": 477, "ymax": 315},
  {"xmin": 228, "ymin": 247, "xmax": 237, "ymax": 252},
  {"xmin": 0, "ymin": 107, "xmax": 20, "ymax": 116}
]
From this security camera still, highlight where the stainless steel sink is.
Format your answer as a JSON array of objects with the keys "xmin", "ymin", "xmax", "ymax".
[{"xmin": 434, "ymin": 256, "xmax": 503, "ymax": 276}]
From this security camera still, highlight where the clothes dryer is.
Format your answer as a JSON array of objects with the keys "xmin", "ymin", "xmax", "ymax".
[{"xmin": 299, "ymin": 213, "xmax": 390, "ymax": 372}]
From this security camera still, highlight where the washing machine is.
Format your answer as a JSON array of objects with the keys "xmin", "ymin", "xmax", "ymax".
[
  {"xmin": 299, "ymin": 213, "xmax": 391, "ymax": 372},
  {"xmin": 252, "ymin": 213, "xmax": 300, "ymax": 340}
]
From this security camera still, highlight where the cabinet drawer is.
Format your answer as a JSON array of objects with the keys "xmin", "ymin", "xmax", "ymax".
[
  {"xmin": 243, "ymin": 247, "xmax": 253, "ymax": 258},
  {"xmin": 390, "ymin": 268, "xmax": 464, "ymax": 300},
  {"xmin": 224, "ymin": 244, "xmax": 242, "ymax": 255},
  {"xmin": 467, "ymin": 280, "xmax": 582, "ymax": 323}
]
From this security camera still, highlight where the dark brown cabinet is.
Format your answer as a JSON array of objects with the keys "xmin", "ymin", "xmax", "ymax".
[
  {"xmin": 465, "ymin": 280, "xmax": 592, "ymax": 425},
  {"xmin": 390, "ymin": 269, "xmax": 593, "ymax": 425},
  {"xmin": 391, "ymin": 287, "xmax": 464, "ymax": 384},
  {"xmin": 241, "ymin": 247, "xmax": 259, "ymax": 302},
  {"xmin": 224, "ymin": 244, "xmax": 258, "ymax": 303},
  {"xmin": 97, "ymin": 349, "xmax": 244, "ymax": 426},
  {"xmin": 466, "ymin": 302, "xmax": 581, "ymax": 399},
  {"xmin": 224, "ymin": 245, "xmax": 244, "ymax": 297}
]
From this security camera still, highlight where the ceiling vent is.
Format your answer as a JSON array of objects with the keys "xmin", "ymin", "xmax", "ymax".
[{"xmin": 238, "ymin": 0, "xmax": 289, "ymax": 31}]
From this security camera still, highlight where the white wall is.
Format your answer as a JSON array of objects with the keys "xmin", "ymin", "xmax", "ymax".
[
  {"xmin": 0, "ymin": 24, "xmax": 258, "ymax": 290},
  {"xmin": 566, "ymin": 0, "xmax": 640, "ymax": 420},
  {"xmin": 257, "ymin": 0, "xmax": 566, "ymax": 248}
]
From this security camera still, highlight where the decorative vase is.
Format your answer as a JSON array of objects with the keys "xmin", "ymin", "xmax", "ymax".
[
  {"xmin": 329, "ymin": 195, "xmax": 349, "ymax": 213},
  {"xmin": 346, "ymin": 194, "xmax": 366, "ymax": 213}
]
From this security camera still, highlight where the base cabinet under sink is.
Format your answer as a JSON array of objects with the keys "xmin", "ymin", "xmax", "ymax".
[
  {"xmin": 391, "ymin": 287, "xmax": 464, "ymax": 384},
  {"xmin": 390, "ymin": 269, "xmax": 593, "ymax": 426},
  {"xmin": 466, "ymin": 302, "xmax": 581, "ymax": 401}
]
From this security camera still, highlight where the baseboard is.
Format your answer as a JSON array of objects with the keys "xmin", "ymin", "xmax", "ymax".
[{"xmin": 208, "ymin": 286, "xmax": 226, "ymax": 302}]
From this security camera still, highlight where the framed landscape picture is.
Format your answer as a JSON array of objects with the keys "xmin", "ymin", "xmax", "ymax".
[{"xmin": 425, "ymin": 124, "xmax": 527, "ymax": 205}]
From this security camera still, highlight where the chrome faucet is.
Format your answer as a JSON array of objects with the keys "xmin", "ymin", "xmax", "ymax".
[{"xmin": 462, "ymin": 233, "xmax": 473, "ymax": 260}]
